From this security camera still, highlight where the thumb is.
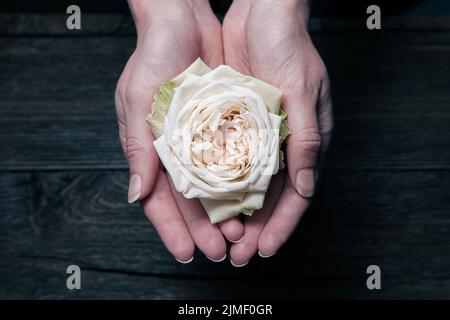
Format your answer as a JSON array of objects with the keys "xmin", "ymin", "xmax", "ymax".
[
  {"xmin": 285, "ymin": 90, "xmax": 321, "ymax": 198},
  {"xmin": 115, "ymin": 52, "xmax": 160, "ymax": 204},
  {"xmin": 125, "ymin": 111, "xmax": 160, "ymax": 203}
]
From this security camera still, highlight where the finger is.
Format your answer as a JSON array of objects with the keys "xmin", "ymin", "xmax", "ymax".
[
  {"xmin": 229, "ymin": 173, "xmax": 284, "ymax": 267},
  {"xmin": 283, "ymin": 87, "xmax": 321, "ymax": 198},
  {"xmin": 116, "ymin": 52, "xmax": 161, "ymax": 204},
  {"xmin": 258, "ymin": 178, "xmax": 309, "ymax": 257},
  {"xmin": 125, "ymin": 112, "xmax": 160, "ymax": 203},
  {"xmin": 229, "ymin": 208, "xmax": 271, "ymax": 267},
  {"xmin": 117, "ymin": 77, "xmax": 157, "ymax": 204},
  {"xmin": 168, "ymin": 179, "xmax": 227, "ymax": 262},
  {"xmin": 142, "ymin": 170, "xmax": 195, "ymax": 263},
  {"xmin": 218, "ymin": 217, "xmax": 244, "ymax": 243}
]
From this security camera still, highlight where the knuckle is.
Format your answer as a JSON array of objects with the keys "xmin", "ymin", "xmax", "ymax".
[
  {"xmin": 290, "ymin": 127, "xmax": 322, "ymax": 153},
  {"xmin": 126, "ymin": 136, "xmax": 146, "ymax": 160}
]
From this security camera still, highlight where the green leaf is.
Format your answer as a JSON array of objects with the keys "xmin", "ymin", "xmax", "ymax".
[
  {"xmin": 145, "ymin": 81, "xmax": 176, "ymax": 139},
  {"xmin": 279, "ymin": 149, "xmax": 285, "ymax": 170},
  {"xmin": 279, "ymin": 109, "xmax": 291, "ymax": 144},
  {"xmin": 278, "ymin": 109, "xmax": 291, "ymax": 169}
]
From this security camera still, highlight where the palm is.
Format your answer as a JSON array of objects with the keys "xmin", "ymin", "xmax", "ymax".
[{"xmin": 223, "ymin": 1, "xmax": 326, "ymax": 97}]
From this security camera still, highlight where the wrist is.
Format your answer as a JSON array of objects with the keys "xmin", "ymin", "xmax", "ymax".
[
  {"xmin": 128, "ymin": 0, "xmax": 154, "ymax": 33},
  {"xmin": 236, "ymin": 0, "xmax": 311, "ymax": 30},
  {"xmin": 237, "ymin": 0, "xmax": 308, "ymax": 7},
  {"xmin": 128, "ymin": 0, "xmax": 211, "ymax": 34}
]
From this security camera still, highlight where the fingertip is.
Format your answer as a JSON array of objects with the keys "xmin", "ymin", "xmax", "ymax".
[
  {"xmin": 229, "ymin": 240, "xmax": 256, "ymax": 266},
  {"xmin": 230, "ymin": 259, "xmax": 249, "ymax": 268},
  {"xmin": 172, "ymin": 238, "xmax": 196, "ymax": 263},
  {"xmin": 127, "ymin": 173, "xmax": 142, "ymax": 203},
  {"xmin": 204, "ymin": 234, "xmax": 227, "ymax": 261},
  {"xmin": 176, "ymin": 256, "xmax": 194, "ymax": 264},
  {"xmin": 295, "ymin": 168, "xmax": 316, "ymax": 198},
  {"xmin": 219, "ymin": 218, "xmax": 244, "ymax": 243},
  {"xmin": 258, "ymin": 231, "xmax": 279, "ymax": 259},
  {"xmin": 207, "ymin": 253, "xmax": 227, "ymax": 263},
  {"xmin": 258, "ymin": 250, "xmax": 277, "ymax": 259},
  {"xmin": 228, "ymin": 235, "xmax": 244, "ymax": 244},
  {"xmin": 126, "ymin": 135, "xmax": 160, "ymax": 201}
]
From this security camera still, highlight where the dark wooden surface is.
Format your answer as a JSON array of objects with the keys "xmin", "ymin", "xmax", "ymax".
[{"xmin": 1, "ymin": 14, "xmax": 450, "ymax": 299}]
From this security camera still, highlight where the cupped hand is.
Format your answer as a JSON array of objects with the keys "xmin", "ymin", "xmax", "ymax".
[
  {"xmin": 115, "ymin": 0, "xmax": 243, "ymax": 263},
  {"xmin": 223, "ymin": 0, "xmax": 333, "ymax": 266}
]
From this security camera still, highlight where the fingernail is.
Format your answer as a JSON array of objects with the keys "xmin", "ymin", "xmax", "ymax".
[
  {"xmin": 128, "ymin": 174, "xmax": 142, "ymax": 203},
  {"xmin": 296, "ymin": 169, "xmax": 316, "ymax": 197},
  {"xmin": 258, "ymin": 250, "xmax": 277, "ymax": 258},
  {"xmin": 175, "ymin": 256, "xmax": 194, "ymax": 264},
  {"xmin": 227, "ymin": 236, "xmax": 244, "ymax": 244},
  {"xmin": 230, "ymin": 259, "xmax": 249, "ymax": 268},
  {"xmin": 207, "ymin": 253, "xmax": 227, "ymax": 263}
]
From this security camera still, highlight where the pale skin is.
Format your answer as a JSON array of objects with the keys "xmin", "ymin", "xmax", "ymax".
[{"xmin": 115, "ymin": 0, "xmax": 333, "ymax": 265}]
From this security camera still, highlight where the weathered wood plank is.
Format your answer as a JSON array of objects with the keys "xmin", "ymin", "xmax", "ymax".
[
  {"xmin": 0, "ymin": 14, "xmax": 134, "ymax": 36},
  {"xmin": 1, "ymin": 32, "xmax": 450, "ymax": 170},
  {"xmin": 2, "ymin": 14, "xmax": 450, "ymax": 36},
  {"xmin": 2, "ymin": 260, "xmax": 448, "ymax": 299},
  {"xmin": 1, "ymin": 170, "xmax": 449, "ymax": 298}
]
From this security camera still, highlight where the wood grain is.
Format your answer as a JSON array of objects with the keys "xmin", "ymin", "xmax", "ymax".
[
  {"xmin": 1, "ymin": 32, "xmax": 450, "ymax": 170},
  {"xmin": 1, "ymin": 170, "xmax": 449, "ymax": 298}
]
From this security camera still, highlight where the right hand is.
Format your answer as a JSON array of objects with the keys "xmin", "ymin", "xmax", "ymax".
[{"xmin": 115, "ymin": 0, "xmax": 244, "ymax": 263}]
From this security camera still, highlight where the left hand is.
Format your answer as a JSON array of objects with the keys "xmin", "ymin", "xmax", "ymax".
[{"xmin": 222, "ymin": 0, "xmax": 334, "ymax": 266}]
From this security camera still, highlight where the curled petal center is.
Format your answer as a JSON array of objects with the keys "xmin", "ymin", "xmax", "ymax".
[{"xmin": 190, "ymin": 103, "xmax": 254, "ymax": 181}]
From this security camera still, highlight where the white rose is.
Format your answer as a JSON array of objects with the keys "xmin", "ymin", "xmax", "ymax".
[{"xmin": 146, "ymin": 58, "xmax": 290, "ymax": 223}]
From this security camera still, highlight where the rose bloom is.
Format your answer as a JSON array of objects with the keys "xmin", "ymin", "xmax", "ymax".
[{"xmin": 147, "ymin": 59, "xmax": 289, "ymax": 223}]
